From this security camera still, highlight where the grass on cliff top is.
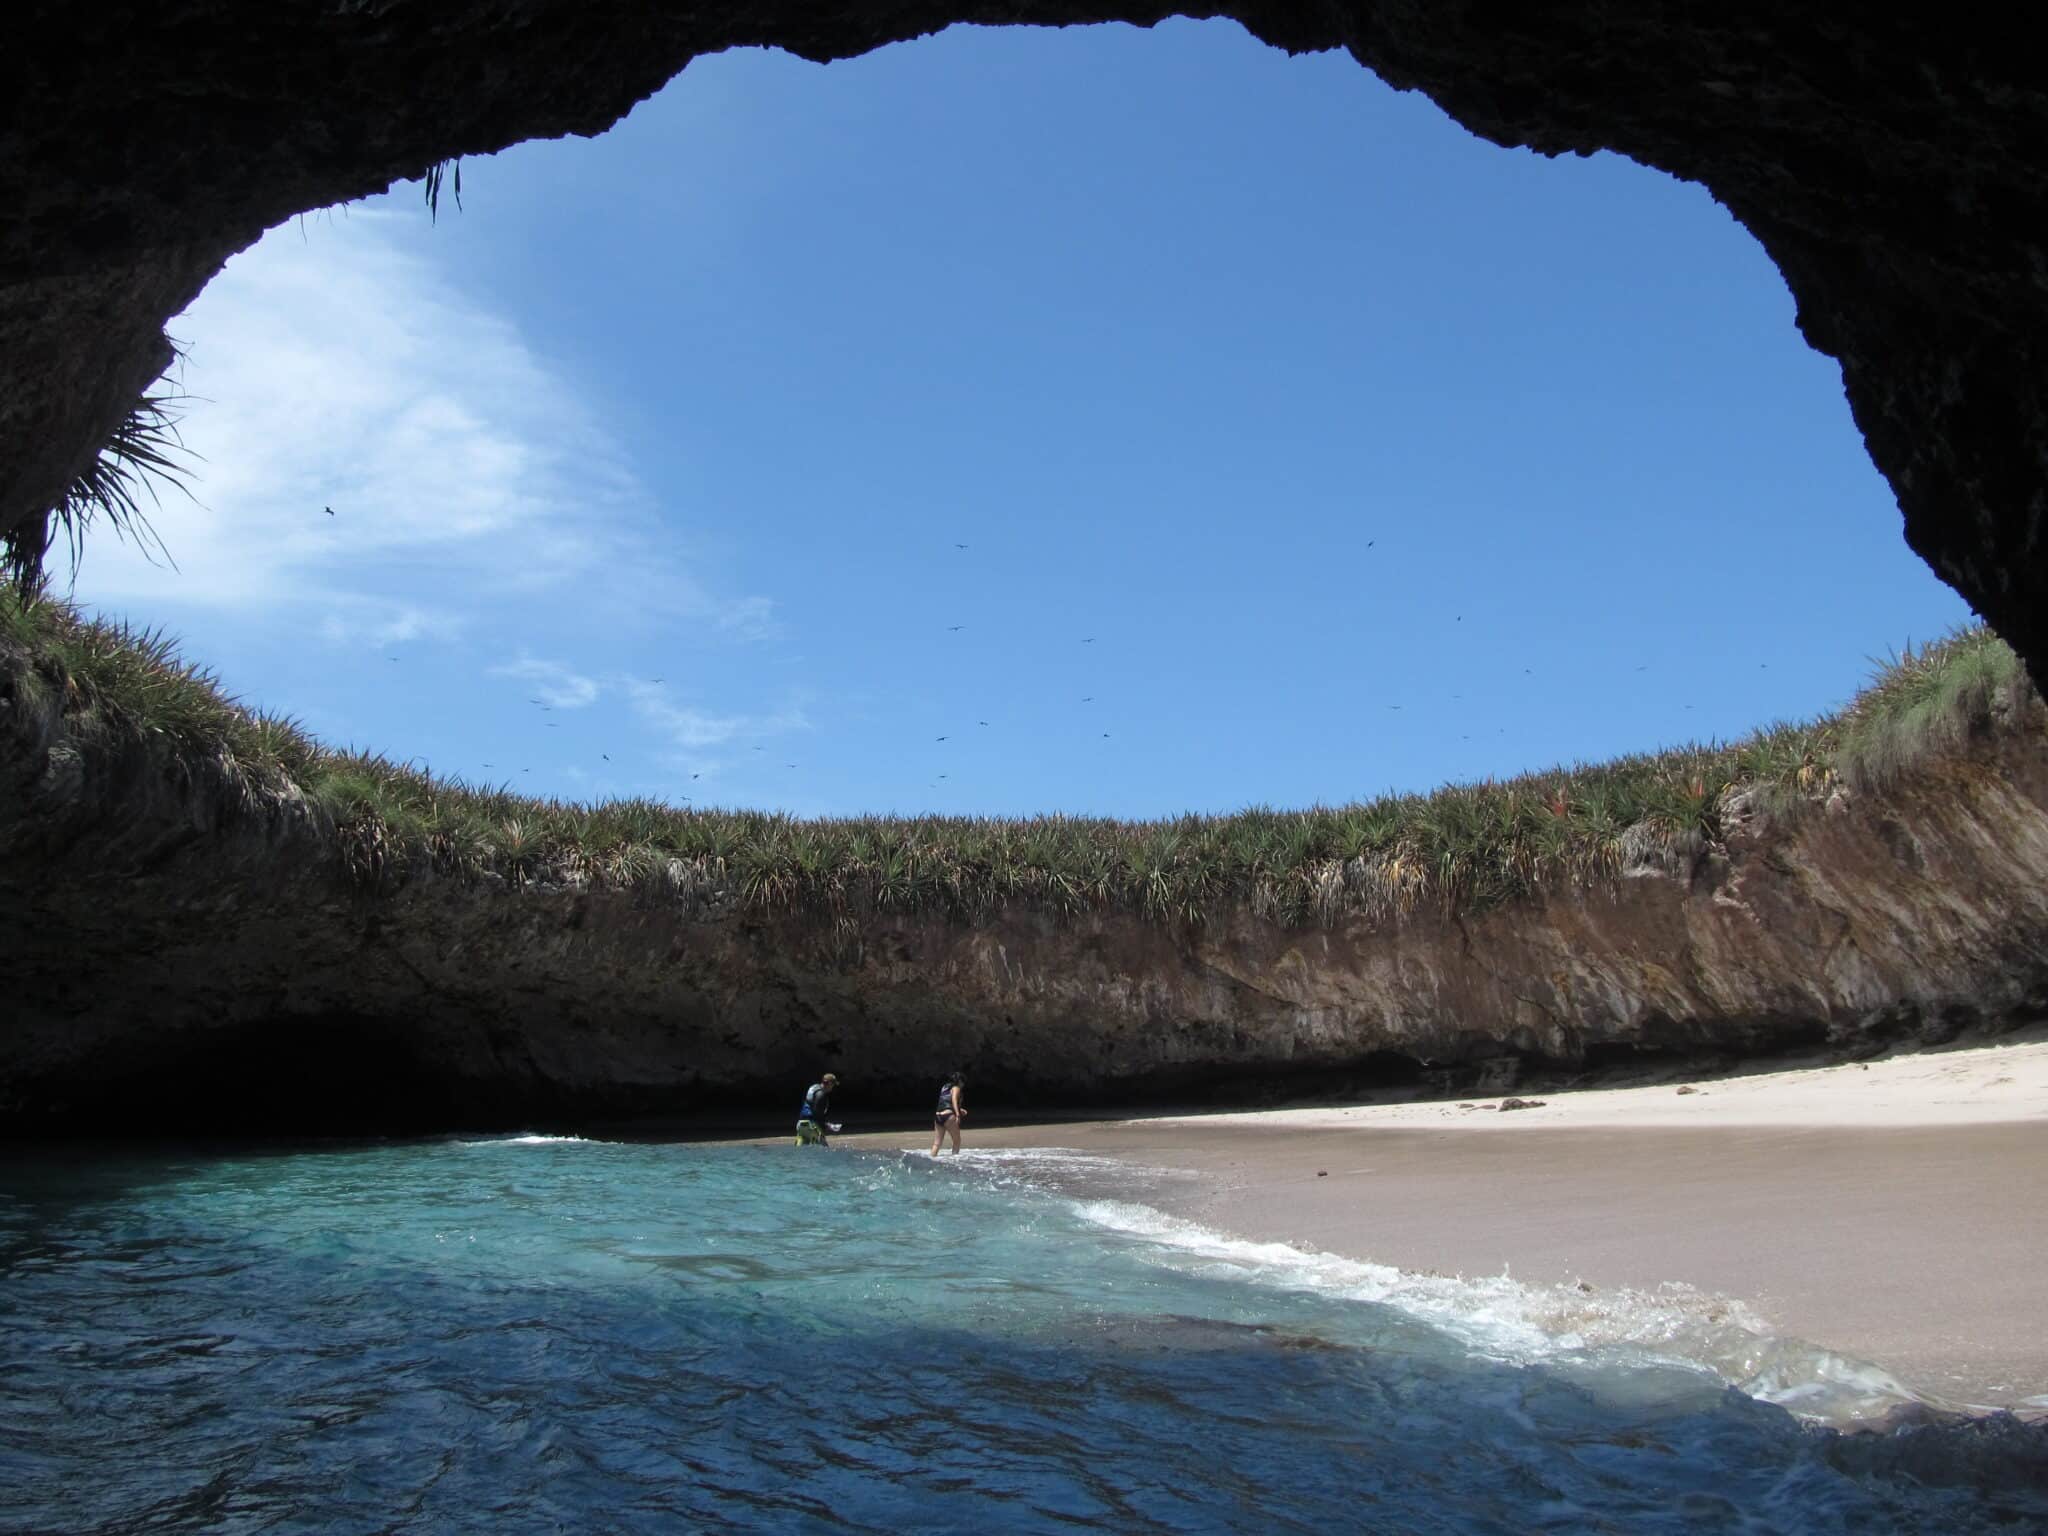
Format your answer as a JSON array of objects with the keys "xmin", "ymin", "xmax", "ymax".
[{"xmin": 2, "ymin": 586, "xmax": 2036, "ymax": 927}]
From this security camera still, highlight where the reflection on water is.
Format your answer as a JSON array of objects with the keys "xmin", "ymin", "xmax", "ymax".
[{"xmin": 1, "ymin": 1139, "xmax": 2042, "ymax": 1533}]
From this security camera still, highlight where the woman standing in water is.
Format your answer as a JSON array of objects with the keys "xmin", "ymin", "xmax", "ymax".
[{"xmin": 930, "ymin": 1073, "xmax": 966, "ymax": 1155}]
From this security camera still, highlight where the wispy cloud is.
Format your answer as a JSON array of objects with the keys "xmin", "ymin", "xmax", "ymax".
[
  {"xmin": 489, "ymin": 655, "xmax": 603, "ymax": 709},
  {"xmin": 73, "ymin": 210, "xmax": 776, "ymax": 647},
  {"xmin": 625, "ymin": 680, "xmax": 809, "ymax": 755}
]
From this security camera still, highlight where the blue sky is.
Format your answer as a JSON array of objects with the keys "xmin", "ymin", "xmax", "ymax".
[{"xmin": 76, "ymin": 20, "xmax": 1972, "ymax": 819}]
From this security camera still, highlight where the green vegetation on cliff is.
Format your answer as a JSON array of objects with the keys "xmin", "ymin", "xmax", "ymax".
[{"xmin": 2, "ymin": 587, "xmax": 2037, "ymax": 926}]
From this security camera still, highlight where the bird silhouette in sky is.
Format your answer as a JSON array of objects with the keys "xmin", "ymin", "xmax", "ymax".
[
  {"xmin": 938, "ymin": 773, "xmax": 948, "ymax": 779},
  {"xmin": 787, "ymin": 763, "xmax": 798, "ymax": 768},
  {"xmin": 954, "ymin": 543, "xmax": 969, "ymax": 550},
  {"xmin": 978, "ymin": 721, "xmax": 989, "ymax": 726},
  {"xmin": 1367, "ymin": 540, "xmax": 1375, "ymax": 548},
  {"xmin": 322, "ymin": 506, "xmax": 334, "ymax": 516},
  {"xmin": 692, "ymin": 773, "xmax": 700, "ymax": 780},
  {"xmin": 483, "ymin": 762, "xmax": 493, "ymax": 767},
  {"xmin": 1081, "ymin": 638, "xmax": 1095, "ymax": 644},
  {"xmin": 387, "ymin": 656, "xmax": 399, "ymax": 663},
  {"xmin": 752, "ymin": 746, "xmax": 764, "ymax": 752},
  {"xmin": 546, "ymin": 723, "xmax": 559, "ymax": 728},
  {"xmin": 651, "ymin": 678, "xmax": 664, "ymax": 684},
  {"xmin": 1387, "ymin": 705, "xmax": 1403, "ymax": 711},
  {"xmin": 1102, "ymin": 733, "xmax": 1110, "ymax": 739},
  {"xmin": 1081, "ymin": 697, "xmax": 1093, "ymax": 703},
  {"xmin": 601, "ymin": 754, "xmax": 609, "ymax": 761},
  {"xmin": 947, "ymin": 626, "xmax": 965, "ymax": 632},
  {"xmin": 1635, "ymin": 666, "xmax": 1648, "ymax": 672},
  {"xmin": 936, "ymin": 736, "xmax": 947, "ymax": 742}
]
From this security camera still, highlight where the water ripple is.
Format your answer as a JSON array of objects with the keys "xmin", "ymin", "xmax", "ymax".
[{"xmin": 2, "ymin": 1139, "xmax": 2042, "ymax": 1533}]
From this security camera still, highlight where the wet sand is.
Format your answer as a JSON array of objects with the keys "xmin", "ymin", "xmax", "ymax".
[{"xmin": 839, "ymin": 1040, "xmax": 2048, "ymax": 1411}]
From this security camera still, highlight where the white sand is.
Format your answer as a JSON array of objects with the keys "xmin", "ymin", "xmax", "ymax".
[
  {"xmin": 916, "ymin": 1036, "xmax": 2048, "ymax": 1410},
  {"xmin": 1143, "ymin": 1036, "xmax": 2048, "ymax": 1132}
]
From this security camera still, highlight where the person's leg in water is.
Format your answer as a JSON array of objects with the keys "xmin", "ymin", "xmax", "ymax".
[{"xmin": 930, "ymin": 1113, "xmax": 950, "ymax": 1156}]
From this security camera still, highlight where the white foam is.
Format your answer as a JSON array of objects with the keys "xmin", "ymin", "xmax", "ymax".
[
  {"xmin": 1069, "ymin": 1198, "xmax": 1933, "ymax": 1425},
  {"xmin": 456, "ymin": 1133, "xmax": 592, "ymax": 1147}
]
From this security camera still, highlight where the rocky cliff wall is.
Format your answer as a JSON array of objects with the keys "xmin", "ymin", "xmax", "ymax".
[
  {"xmin": 5, "ymin": 654, "xmax": 2046, "ymax": 1136},
  {"xmin": 5, "ymin": 6, "xmax": 2048, "ymax": 684}
]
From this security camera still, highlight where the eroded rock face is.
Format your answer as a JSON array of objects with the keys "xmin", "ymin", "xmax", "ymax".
[
  {"xmin": 5, "ymin": 662, "xmax": 2046, "ymax": 1136},
  {"xmin": 5, "ymin": 6, "xmax": 2047, "ymax": 676}
]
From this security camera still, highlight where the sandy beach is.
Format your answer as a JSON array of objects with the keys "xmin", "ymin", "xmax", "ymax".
[{"xmin": 841, "ymin": 1036, "xmax": 2048, "ymax": 1412}]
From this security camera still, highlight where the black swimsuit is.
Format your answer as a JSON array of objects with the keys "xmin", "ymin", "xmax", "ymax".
[{"xmin": 934, "ymin": 1084, "xmax": 958, "ymax": 1125}]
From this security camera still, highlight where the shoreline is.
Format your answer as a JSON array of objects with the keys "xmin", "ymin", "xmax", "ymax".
[{"xmin": 834, "ymin": 1039, "xmax": 2048, "ymax": 1414}]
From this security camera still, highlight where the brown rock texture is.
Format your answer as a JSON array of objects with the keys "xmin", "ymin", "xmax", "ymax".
[
  {"xmin": 5, "ymin": 647, "xmax": 2046, "ymax": 1136},
  {"xmin": 5, "ymin": 6, "xmax": 2048, "ymax": 678}
]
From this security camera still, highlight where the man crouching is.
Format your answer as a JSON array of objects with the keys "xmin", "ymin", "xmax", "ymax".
[{"xmin": 795, "ymin": 1072, "xmax": 840, "ymax": 1146}]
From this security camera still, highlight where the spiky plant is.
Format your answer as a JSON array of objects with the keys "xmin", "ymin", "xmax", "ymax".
[
  {"xmin": 2, "ymin": 590, "xmax": 2040, "ymax": 926},
  {"xmin": 6, "ymin": 390, "xmax": 193, "ymax": 594},
  {"xmin": 423, "ymin": 160, "xmax": 462, "ymax": 220}
]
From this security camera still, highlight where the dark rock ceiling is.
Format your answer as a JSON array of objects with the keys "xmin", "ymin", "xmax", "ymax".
[{"xmin": 4, "ymin": 4, "xmax": 2043, "ymax": 677}]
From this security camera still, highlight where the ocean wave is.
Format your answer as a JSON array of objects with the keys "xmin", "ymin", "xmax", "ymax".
[
  {"xmin": 1069, "ymin": 1197, "xmax": 1934, "ymax": 1426},
  {"xmin": 454, "ymin": 1133, "xmax": 593, "ymax": 1147}
]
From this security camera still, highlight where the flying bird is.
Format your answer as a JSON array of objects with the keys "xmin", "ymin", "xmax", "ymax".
[
  {"xmin": 947, "ymin": 626, "xmax": 965, "ymax": 632},
  {"xmin": 978, "ymin": 721, "xmax": 989, "ymax": 726},
  {"xmin": 322, "ymin": 506, "xmax": 335, "ymax": 517},
  {"xmin": 1081, "ymin": 697, "xmax": 1093, "ymax": 703},
  {"xmin": 601, "ymin": 754, "xmax": 609, "ymax": 761},
  {"xmin": 954, "ymin": 543, "xmax": 969, "ymax": 550},
  {"xmin": 692, "ymin": 773, "xmax": 700, "ymax": 780},
  {"xmin": 936, "ymin": 736, "xmax": 947, "ymax": 742},
  {"xmin": 1101, "ymin": 733, "xmax": 1110, "ymax": 739},
  {"xmin": 1081, "ymin": 638, "xmax": 1095, "ymax": 644},
  {"xmin": 651, "ymin": 678, "xmax": 664, "ymax": 684}
]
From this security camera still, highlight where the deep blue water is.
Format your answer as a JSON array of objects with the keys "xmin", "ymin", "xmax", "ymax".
[{"xmin": 2, "ymin": 1137, "xmax": 2043, "ymax": 1534}]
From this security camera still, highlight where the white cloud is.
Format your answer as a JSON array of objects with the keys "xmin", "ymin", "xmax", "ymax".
[
  {"xmin": 625, "ymin": 679, "xmax": 809, "ymax": 753},
  {"xmin": 490, "ymin": 655, "xmax": 602, "ymax": 709},
  {"xmin": 72, "ymin": 210, "xmax": 776, "ymax": 647}
]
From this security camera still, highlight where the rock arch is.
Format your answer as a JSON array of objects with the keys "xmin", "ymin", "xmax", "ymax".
[{"xmin": 5, "ymin": 5, "xmax": 2043, "ymax": 678}]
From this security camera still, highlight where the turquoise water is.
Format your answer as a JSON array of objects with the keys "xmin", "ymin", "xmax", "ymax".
[{"xmin": 2, "ymin": 1137, "xmax": 2043, "ymax": 1533}]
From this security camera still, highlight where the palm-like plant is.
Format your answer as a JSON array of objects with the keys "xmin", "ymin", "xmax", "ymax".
[{"xmin": 7, "ymin": 390, "xmax": 194, "ymax": 594}]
